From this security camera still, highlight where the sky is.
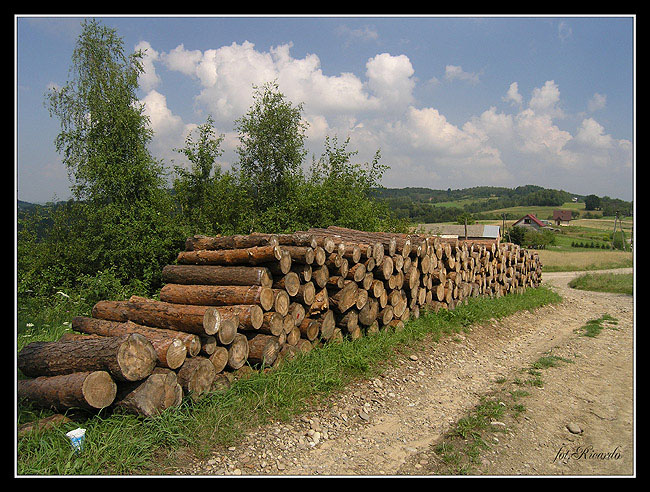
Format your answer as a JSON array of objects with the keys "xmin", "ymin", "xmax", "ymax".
[{"xmin": 15, "ymin": 15, "xmax": 635, "ymax": 204}]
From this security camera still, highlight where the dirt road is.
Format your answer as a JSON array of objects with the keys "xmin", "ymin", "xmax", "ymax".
[{"xmin": 174, "ymin": 268, "xmax": 635, "ymax": 477}]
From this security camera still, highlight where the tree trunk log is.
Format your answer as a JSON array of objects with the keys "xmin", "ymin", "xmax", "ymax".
[
  {"xmin": 273, "ymin": 272, "xmax": 300, "ymax": 296},
  {"xmin": 208, "ymin": 346, "xmax": 229, "ymax": 373},
  {"xmin": 298, "ymin": 318, "xmax": 320, "ymax": 341},
  {"xmin": 185, "ymin": 234, "xmax": 278, "ymax": 251},
  {"xmin": 177, "ymin": 245, "xmax": 284, "ymax": 266},
  {"xmin": 93, "ymin": 299, "xmax": 221, "ymax": 336},
  {"xmin": 175, "ymin": 356, "xmax": 216, "ymax": 401},
  {"xmin": 18, "ymin": 371, "xmax": 117, "ymax": 412},
  {"xmin": 246, "ymin": 334, "xmax": 281, "ymax": 366},
  {"xmin": 226, "ymin": 333, "xmax": 249, "ymax": 370},
  {"xmin": 113, "ymin": 368, "xmax": 182, "ymax": 417},
  {"xmin": 162, "ymin": 264, "xmax": 273, "ymax": 288},
  {"xmin": 211, "ymin": 304, "xmax": 263, "ymax": 331},
  {"xmin": 328, "ymin": 281, "xmax": 358, "ymax": 313},
  {"xmin": 159, "ymin": 284, "xmax": 275, "ymax": 311},
  {"xmin": 259, "ymin": 311, "xmax": 285, "ymax": 336},
  {"xmin": 71, "ymin": 316, "xmax": 188, "ymax": 370},
  {"xmin": 18, "ymin": 334, "xmax": 157, "ymax": 382},
  {"xmin": 293, "ymin": 281, "xmax": 315, "ymax": 306}
]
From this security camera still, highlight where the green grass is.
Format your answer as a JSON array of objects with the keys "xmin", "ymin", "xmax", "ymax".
[
  {"xmin": 574, "ymin": 314, "xmax": 619, "ymax": 338},
  {"xmin": 16, "ymin": 285, "xmax": 562, "ymax": 476},
  {"xmin": 568, "ymin": 272, "xmax": 634, "ymax": 295}
]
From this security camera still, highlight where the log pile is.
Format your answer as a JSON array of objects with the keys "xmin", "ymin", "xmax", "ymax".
[{"xmin": 17, "ymin": 227, "xmax": 542, "ymax": 417}]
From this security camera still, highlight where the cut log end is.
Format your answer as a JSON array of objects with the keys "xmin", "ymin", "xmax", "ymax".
[
  {"xmin": 83, "ymin": 371, "xmax": 119, "ymax": 409},
  {"xmin": 117, "ymin": 334, "xmax": 158, "ymax": 381}
]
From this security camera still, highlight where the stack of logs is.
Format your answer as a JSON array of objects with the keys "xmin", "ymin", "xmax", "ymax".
[{"xmin": 17, "ymin": 226, "xmax": 542, "ymax": 418}]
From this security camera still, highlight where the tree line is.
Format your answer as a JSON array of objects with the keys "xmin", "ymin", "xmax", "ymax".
[{"xmin": 17, "ymin": 19, "xmax": 405, "ymax": 303}]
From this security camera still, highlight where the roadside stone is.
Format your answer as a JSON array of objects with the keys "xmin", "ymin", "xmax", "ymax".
[{"xmin": 566, "ymin": 422, "xmax": 583, "ymax": 434}]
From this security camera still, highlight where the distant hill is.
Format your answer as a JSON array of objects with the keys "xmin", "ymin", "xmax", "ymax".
[{"xmin": 370, "ymin": 185, "xmax": 631, "ymax": 224}]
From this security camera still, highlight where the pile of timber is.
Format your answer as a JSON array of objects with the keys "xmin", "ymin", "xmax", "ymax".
[{"xmin": 17, "ymin": 227, "xmax": 542, "ymax": 418}]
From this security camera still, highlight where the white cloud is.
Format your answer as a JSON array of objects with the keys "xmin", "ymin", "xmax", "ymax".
[
  {"xmin": 336, "ymin": 25, "xmax": 379, "ymax": 46},
  {"xmin": 587, "ymin": 92, "xmax": 607, "ymax": 112},
  {"xmin": 529, "ymin": 80, "xmax": 565, "ymax": 119},
  {"xmin": 138, "ymin": 40, "xmax": 631, "ymax": 197},
  {"xmin": 141, "ymin": 90, "xmax": 196, "ymax": 167},
  {"xmin": 365, "ymin": 53, "xmax": 415, "ymax": 109},
  {"xmin": 504, "ymin": 82, "xmax": 523, "ymax": 106},
  {"xmin": 444, "ymin": 65, "xmax": 479, "ymax": 85},
  {"xmin": 135, "ymin": 41, "xmax": 161, "ymax": 92}
]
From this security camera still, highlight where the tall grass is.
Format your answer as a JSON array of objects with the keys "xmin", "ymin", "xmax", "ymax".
[
  {"xmin": 16, "ymin": 285, "xmax": 561, "ymax": 476},
  {"xmin": 568, "ymin": 272, "xmax": 633, "ymax": 295}
]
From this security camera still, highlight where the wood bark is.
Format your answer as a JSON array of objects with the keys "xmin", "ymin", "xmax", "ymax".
[
  {"xmin": 113, "ymin": 368, "xmax": 182, "ymax": 417},
  {"xmin": 93, "ymin": 299, "xmax": 221, "ymax": 336},
  {"xmin": 160, "ymin": 284, "xmax": 275, "ymax": 311},
  {"xmin": 185, "ymin": 234, "xmax": 279, "ymax": 251},
  {"xmin": 175, "ymin": 356, "xmax": 216, "ymax": 401},
  {"xmin": 18, "ymin": 371, "xmax": 117, "ymax": 412},
  {"xmin": 177, "ymin": 245, "xmax": 284, "ymax": 266},
  {"xmin": 71, "ymin": 316, "xmax": 187, "ymax": 369},
  {"xmin": 18, "ymin": 334, "xmax": 157, "ymax": 382},
  {"xmin": 162, "ymin": 264, "xmax": 273, "ymax": 288}
]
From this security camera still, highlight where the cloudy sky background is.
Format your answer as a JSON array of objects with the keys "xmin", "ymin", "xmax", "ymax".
[{"xmin": 16, "ymin": 15, "xmax": 635, "ymax": 203}]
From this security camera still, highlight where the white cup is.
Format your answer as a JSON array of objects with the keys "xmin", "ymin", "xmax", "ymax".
[{"xmin": 66, "ymin": 428, "xmax": 86, "ymax": 453}]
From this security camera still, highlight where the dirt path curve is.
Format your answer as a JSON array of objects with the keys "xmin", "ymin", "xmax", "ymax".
[{"xmin": 175, "ymin": 268, "xmax": 634, "ymax": 477}]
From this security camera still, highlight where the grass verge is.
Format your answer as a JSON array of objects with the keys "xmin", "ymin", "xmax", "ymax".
[
  {"xmin": 16, "ymin": 285, "xmax": 562, "ymax": 476},
  {"xmin": 568, "ymin": 273, "xmax": 633, "ymax": 295}
]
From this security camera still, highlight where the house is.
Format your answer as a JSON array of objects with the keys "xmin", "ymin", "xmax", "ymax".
[
  {"xmin": 512, "ymin": 213, "xmax": 547, "ymax": 231},
  {"xmin": 553, "ymin": 210, "xmax": 572, "ymax": 226},
  {"xmin": 423, "ymin": 224, "xmax": 501, "ymax": 243}
]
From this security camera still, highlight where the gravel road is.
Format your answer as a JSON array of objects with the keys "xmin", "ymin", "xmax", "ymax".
[{"xmin": 172, "ymin": 268, "xmax": 635, "ymax": 477}]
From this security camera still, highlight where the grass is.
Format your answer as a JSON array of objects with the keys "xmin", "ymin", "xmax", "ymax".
[
  {"xmin": 16, "ymin": 285, "xmax": 562, "ymax": 476},
  {"xmin": 568, "ymin": 272, "xmax": 634, "ymax": 295},
  {"xmin": 533, "ymin": 250, "xmax": 633, "ymax": 272},
  {"xmin": 574, "ymin": 314, "xmax": 619, "ymax": 338}
]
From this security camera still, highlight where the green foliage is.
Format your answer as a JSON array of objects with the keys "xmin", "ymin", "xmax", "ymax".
[
  {"xmin": 507, "ymin": 225, "xmax": 527, "ymax": 246},
  {"xmin": 303, "ymin": 136, "xmax": 406, "ymax": 232},
  {"xmin": 456, "ymin": 212, "xmax": 475, "ymax": 225},
  {"xmin": 235, "ymin": 81, "xmax": 308, "ymax": 215},
  {"xmin": 584, "ymin": 194, "xmax": 601, "ymax": 211},
  {"xmin": 45, "ymin": 19, "xmax": 161, "ymax": 206},
  {"xmin": 522, "ymin": 228, "xmax": 556, "ymax": 249}
]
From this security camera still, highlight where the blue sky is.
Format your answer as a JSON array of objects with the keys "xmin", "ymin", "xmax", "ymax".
[{"xmin": 16, "ymin": 15, "xmax": 635, "ymax": 203}]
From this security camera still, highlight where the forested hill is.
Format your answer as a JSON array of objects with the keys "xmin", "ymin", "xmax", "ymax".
[{"xmin": 370, "ymin": 185, "xmax": 633, "ymax": 223}]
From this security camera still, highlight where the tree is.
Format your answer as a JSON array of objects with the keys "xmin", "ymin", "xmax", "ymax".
[
  {"xmin": 584, "ymin": 194, "xmax": 601, "ymax": 211},
  {"xmin": 173, "ymin": 115, "xmax": 226, "ymax": 232},
  {"xmin": 45, "ymin": 19, "xmax": 164, "ymax": 206},
  {"xmin": 303, "ymin": 135, "xmax": 401, "ymax": 232},
  {"xmin": 234, "ymin": 81, "xmax": 308, "ymax": 214},
  {"xmin": 508, "ymin": 226, "xmax": 527, "ymax": 246},
  {"xmin": 456, "ymin": 212, "xmax": 475, "ymax": 225},
  {"xmin": 42, "ymin": 19, "xmax": 180, "ymax": 293}
]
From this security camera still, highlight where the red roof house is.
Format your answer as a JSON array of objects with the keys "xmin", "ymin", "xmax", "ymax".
[{"xmin": 512, "ymin": 213, "xmax": 547, "ymax": 230}]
